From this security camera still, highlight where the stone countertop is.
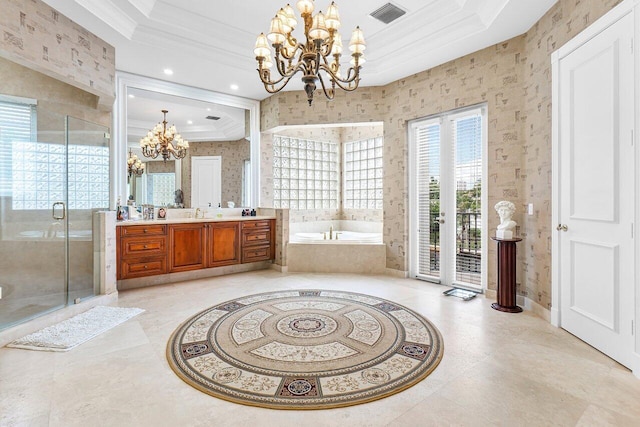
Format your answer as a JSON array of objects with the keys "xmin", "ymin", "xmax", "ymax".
[{"xmin": 116, "ymin": 216, "xmax": 275, "ymax": 226}]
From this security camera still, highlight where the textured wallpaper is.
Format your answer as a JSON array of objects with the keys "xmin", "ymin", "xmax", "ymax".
[
  {"xmin": 0, "ymin": 0, "xmax": 115, "ymax": 104},
  {"xmin": 260, "ymin": 0, "xmax": 621, "ymax": 310}
]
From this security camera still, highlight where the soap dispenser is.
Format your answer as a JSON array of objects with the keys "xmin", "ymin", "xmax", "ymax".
[{"xmin": 216, "ymin": 202, "xmax": 223, "ymax": 218}]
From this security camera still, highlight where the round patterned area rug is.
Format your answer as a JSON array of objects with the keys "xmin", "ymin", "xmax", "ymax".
[{"xmin": 166, "ymin": 290, "xmax": 444, "ymax": 410}]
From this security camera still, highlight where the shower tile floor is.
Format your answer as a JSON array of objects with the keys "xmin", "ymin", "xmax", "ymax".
[{"xmin": 1, "ymin": 270, "xmax": 639, "ymax": 426}]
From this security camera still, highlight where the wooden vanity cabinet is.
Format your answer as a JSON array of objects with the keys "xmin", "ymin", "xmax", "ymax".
[
  {"xmin": 206, "ymin": 221, "xmax": 240, "ymax": 267},
  {"xmin": 118, "ymin": 218, "xmax": 275, "ymax": 281},
  {"xmin": 169, "ymin": 223, "xmax": 206, "ymax": 272},
  {"xmin": 241, "ymin": 219, "xmax": 275, "ymax": 263},
  {"xmin": 117, "ymin": 225, "xmax": 168, "ymax": 279}
]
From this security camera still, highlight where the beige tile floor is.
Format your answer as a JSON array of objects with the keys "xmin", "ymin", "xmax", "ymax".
[{"xmin": 1, "ymin": 270, "xmax": 639, "ymax": 426}]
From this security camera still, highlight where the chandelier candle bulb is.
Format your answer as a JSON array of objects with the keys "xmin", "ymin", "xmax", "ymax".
[
  {"xmin": 309, "ymin": 12, "xmax": 329, "ymax": 41},
  {"xmin": 349, "ymin": 26, "xmax": 366, "ymax": 53},
  {"xmin": 268, "ymin": 16, "xmax": 286, "ymax": 44},
  {"xmin": 296, "ymin": 0, "xmax": 314, "ymax": 14},
  {"xmin": 255, "ymin": 0, "xmax": 365, "ymax": 105},
  {"xmin": 283, "ymin": 4, "xmax": 298, "ymax": 28},
  {"xmin": 325, "ymin": 2, "xmax": 340, "ymax": 30},
  {"xmin": 254, "ymin": 34, "xmax": 271, "ymax": 57}
]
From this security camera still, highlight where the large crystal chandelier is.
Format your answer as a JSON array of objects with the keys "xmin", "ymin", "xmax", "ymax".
[
  {"xmin": 139, "ymin": 110, "xmax": 189, "ymax": 161},
  {"xmin": 254, "ymin": 0, "xmax": 366, "ymax": 106},
  {"xmin": 127, "ymin": 149, "xmax": 145, "ymax": 180}
]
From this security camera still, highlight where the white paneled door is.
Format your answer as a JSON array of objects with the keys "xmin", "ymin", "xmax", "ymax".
[
  {"xmin": 555, "ymin": 11, "xmax": 634, "ymax": 368},
  {"xmin": 191, "ymin": 156, "xmax": 222, "ymax": 209}
]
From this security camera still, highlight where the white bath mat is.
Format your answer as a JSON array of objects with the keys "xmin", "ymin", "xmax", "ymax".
[{"xmin": 7, "ymin": 306, "xmax": 144, "ymax": 352}]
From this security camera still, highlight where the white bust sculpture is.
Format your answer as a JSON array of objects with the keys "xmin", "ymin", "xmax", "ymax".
[{"xmin": 495, "ymin": 200, "xmax": 517, "ymax": 239}]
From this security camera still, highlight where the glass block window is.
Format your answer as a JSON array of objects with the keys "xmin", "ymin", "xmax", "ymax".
[
  {"xmin": 147, "ymin": 173, "xmax": 175, "ymax": 206},
  {"xmin": 273, "ymin": 135, "xmax": 339, "ymax": 209},
  {"xmin": 344, "ymin": 137, "xmax": 383, "ymax": 209},
  {"xmin": 12, "ymin": 142, "xmax": 110, "ymax": 210}
]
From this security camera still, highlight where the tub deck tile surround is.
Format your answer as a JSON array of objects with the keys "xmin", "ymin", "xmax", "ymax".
[
  {"xmin": 286, "ymin": 219, "xmax": 385, "ymax": 273},
  {"xmin": 287, "ymin": 243, "xmax": 386, "ymax": 274}
]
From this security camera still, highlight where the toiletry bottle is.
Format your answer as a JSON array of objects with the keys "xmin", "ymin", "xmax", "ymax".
[
  {"xmin": 216, "ymin": 202, "xmax": 223, "ymax": 218},
  {"xmin": 250, "ymin": 208, "xmax": 256, "ymax": 216}
]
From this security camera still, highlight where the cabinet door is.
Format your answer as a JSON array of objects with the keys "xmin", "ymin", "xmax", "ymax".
[
  {"xmin": 207, "ymin": 222, "xmax": 240, "ymax": 267},
  {"xmin": 169, "ymin": 223, "xmax": 205, "ymax": 272}
]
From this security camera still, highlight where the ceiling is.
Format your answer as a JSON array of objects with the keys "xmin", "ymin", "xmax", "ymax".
[
  {"xmin": 127, "ymin": 88, "xmax": 246, "ymax": 147},
  {"xmin": 41, "ymin": 0, "xmax": 557, "ymax": 101}
]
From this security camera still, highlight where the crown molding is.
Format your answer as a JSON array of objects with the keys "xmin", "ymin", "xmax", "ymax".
[{"xmin": 76, "ymin": 0, "xmax": 137, "ymax": 39}]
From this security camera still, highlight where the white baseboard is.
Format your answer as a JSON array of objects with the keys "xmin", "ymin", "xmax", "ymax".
[
  {"xmin": 385, "ymin": 268, "xmax": 408, "ymax": 278},
  {"xmin": 484, "ymin": 291, "xmax": 550, "ymax": 322},
  {"xmin": 633, "ymin": 353, "xmax": 640, "ymax": 379},
  {"xmin": 270, "ymin": 264, "xmax": 288, "ymax": 273},
  {"xmin": 550, "ymin": 307, "xmax": 560, "ymax": 327}
]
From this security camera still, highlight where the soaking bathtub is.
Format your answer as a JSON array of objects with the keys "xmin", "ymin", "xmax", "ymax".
[{"xmin": 286, "ymin": 221, "xmax": 385, "ymax": 273}]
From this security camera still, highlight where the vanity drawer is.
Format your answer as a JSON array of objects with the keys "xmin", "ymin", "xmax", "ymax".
[
  {"xmin": 242, "ymin": 245, "xmax": 272, "ymax": 263},
  {"xmin": 120, "ymin": 225, "xmax": 166, "ymax": 237},
  {"xmin": 241, "ymin": 220, "xmax": 271, "ymax": 230},
  {"xmin": 119, "ymin": 257, "xmax": 167, "ymax": 279},
  {"xmin": 242, "ymin": 228, "xmax": 271, "ymax": 246},
  {"xmin": 121, "ymin": 236, "xmax": 167, "ymax": 258}
]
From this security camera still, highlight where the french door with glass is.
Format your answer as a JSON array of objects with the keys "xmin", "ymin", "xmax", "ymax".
[{"xmin": 409, "ymin": 105, "xmax": 487, "ymax": 290}]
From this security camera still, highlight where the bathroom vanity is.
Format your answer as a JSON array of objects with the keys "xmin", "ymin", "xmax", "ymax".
[{"xmin": 116, "ymin": 217, "xmax": 275, "ymax": 284}]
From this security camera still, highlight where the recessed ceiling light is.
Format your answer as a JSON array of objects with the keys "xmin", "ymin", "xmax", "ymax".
[
  {"xmin": 163, "ymin": 68, "xmax": 174, "ymax": 76},
  {"xmin": 128, "ymin": 94, "xmax": 135, "ymax": 98},
  {"xmin": 187, "ymin": 120, "xmax": 193, "ymax": 125},
  {"xmin": 206, "ymin": 108, "xmax": 211, "ymax": 111},
  {"xmin": 230, "ymin": 84, "xmax": 239, "ymax": 91}
]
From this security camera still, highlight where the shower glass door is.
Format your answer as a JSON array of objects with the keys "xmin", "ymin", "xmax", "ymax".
[
  {"xmin": 0, "ymin": 98, "xmax": 67, "ymax": 329},
  {"xmin": 0, "ymin": 104, "xmax": 110, "ymax": 330},
  {"xmin": 66, "ymin": 116, "xmax": 110, "ymax": 303}
]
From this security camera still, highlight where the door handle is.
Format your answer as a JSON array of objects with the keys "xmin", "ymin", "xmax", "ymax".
[
  {"xmin": 439, "ymin": 218, "xmax": 445, "ymax": 224},
  {"xmin": 52, "ymin": 201, "xmax": 66, "ymax": 220},
  {"xmin": 556, "ymin": 224, "xmax": 568, "ymax": 232}
]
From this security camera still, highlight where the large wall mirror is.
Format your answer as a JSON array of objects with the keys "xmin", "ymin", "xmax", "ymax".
[{"xmin": 114, "ymin": 72, "xmax": 260, "ymax": 210}]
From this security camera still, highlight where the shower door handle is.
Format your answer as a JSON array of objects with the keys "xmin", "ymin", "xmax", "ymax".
[{"xmin": 52, "ymin": 201, "xmax": 66, "ymax": 220}]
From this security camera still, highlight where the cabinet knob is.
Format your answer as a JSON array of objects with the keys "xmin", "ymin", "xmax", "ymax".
[
  {"xmin": 144, "ymin": 265, "xmax": 148, "ymax": 269},
  {"xmin": 143, "ymin": 245, "xmax": 148, "ymax": 249}
]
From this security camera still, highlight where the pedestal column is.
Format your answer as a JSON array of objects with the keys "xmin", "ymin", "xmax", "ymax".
[{"xmin": 490, "ymin": 237, "xmax": 522, "ymax": 313}]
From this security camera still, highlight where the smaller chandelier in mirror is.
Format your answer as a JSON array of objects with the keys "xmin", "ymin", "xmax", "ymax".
[
  {"xmin": 127, "ymin": 149, "xmax": 145, "ymax": 181},
  {"xmin": 254, "ymin": 1, "xmax": 366, "ymax": 106},
  {"xmin": 139, "ymin": 109, "xmax": 189, "ymax": 161}
]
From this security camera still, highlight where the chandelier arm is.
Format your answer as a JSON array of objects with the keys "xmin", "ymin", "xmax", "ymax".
[
  {"xmin": 257, "ymin": 61, "xmax": 305, "ymax": 87},
  {"xmin": 277, "ymin": 41, "xmax": 304, "ymax": 61},
  {"xmin": 317, "ymin": 72, "xmax": 336, "ymax": 101},
  {"xmin": 258, "ymin": 66, "xmax": 305, "ymax": 94},
  {"xmin": 317, "ymin": 64, "xmax": 361, "ymax": 90}
]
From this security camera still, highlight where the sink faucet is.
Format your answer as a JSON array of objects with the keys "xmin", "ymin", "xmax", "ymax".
[
  {"xmin": 329, "ymin": 225, "xmax": 334, "ymax": 240},
  {"xmin": 195, "ymin": 208, "xmax": 202, "ymax": 219}
]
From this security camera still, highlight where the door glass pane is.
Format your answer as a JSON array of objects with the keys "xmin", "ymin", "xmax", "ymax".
[
  {"xmin": 453, "ymin": 114, "xmax": 482, "ymax": 286},
  {"xmin": 0, "ymin": 100, "xmax": 66, "ymax": 329},
  {"xmin": 66, "ymin": 116, "xmax": 110, "ymax": 302},
  {"xmin": 416, "ymin": 122, "xmax": 441, "ymax": 279}
]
